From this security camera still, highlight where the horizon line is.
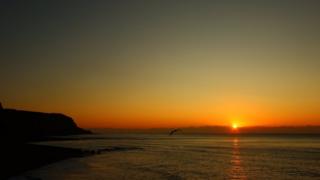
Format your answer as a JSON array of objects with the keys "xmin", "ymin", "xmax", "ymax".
[{"xmin": 88, "ymin": 125, "xmax": 320, "ymax": 130}]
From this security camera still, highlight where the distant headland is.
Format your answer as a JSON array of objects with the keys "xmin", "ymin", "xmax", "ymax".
[{"xmin": 0, "ymin": 103, "xmax": 91, "ymax": 143}]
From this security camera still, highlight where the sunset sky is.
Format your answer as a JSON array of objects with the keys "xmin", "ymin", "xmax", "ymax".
[{"xmin": 1, "ymin": 0, "xmax": 320, "ymax": 128}]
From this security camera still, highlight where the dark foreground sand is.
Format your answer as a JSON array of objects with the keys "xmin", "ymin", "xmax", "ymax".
[
  {"xmin": 1, "ymin": 143, "xmax": 89, "ymax": 179},
  {"xmin": 1, "ymin": 142, "xmax": 141, "ymax": 179}
]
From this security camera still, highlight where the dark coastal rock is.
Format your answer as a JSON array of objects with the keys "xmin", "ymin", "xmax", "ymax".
[{"xmin": 0, "ymin": 108, "xmax": 91, "ymax": 142}]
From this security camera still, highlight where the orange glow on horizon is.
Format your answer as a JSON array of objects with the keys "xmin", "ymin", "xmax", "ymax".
[
  {"xmin": 74, "ymin": 114, "xmax": 320, "ymax": 129},
  {"xmin": 14, "ymin": 100, "xmax": 320, "ymax": 129}
]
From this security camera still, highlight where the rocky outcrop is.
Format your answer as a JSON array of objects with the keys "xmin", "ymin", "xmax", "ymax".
[{"xmin": 0, "ymin": 108, "xmax": 91, "ymax": 142}]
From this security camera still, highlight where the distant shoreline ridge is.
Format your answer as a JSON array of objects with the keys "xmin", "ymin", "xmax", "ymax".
[{"xmin": 0, "ymin": 104, "xmax": 91, "ymax": 142}]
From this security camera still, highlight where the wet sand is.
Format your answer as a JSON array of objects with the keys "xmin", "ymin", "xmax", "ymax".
[
  {"xmin": 1, "ymin": 141, "xmax": 142, "ymax": 179},
  {"xmin": 1, "ymin": 143, "xmax": 89, "ymax": 179}
]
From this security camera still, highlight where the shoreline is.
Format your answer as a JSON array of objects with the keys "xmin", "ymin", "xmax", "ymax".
[
  {"xmin": 1, "ymin": 143, "xmax": 89, "ymax": 179},
  {"xmin": 2, "ymin": 142, "xmax": 142, "ymax": 179}
]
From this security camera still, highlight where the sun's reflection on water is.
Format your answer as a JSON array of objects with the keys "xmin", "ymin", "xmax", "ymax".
[{"xmin": 229, "ymin": 138, "xmax": 247, "ymax": 180}]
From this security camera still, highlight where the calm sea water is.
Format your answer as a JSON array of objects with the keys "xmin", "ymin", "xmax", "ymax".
[{"xmin": 23, "ymin": 134, "xmax": 320, "ymax": 180}]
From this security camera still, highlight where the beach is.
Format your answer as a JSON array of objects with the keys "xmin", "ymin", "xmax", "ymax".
[{"xmin": 1, "ymin": 143, "xmax": 88, "ymax": 179}]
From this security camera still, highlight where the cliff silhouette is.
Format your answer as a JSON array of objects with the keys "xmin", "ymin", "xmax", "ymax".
[{"xmin": 0, "ymin": 105, "xmax": 91, "ymax": 142}]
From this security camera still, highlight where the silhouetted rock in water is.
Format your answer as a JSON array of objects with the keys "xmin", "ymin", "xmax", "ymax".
[
  {"xmin": 0, "ymin": 102, "xmax": 3, "ymax": 110},
  {"xmin": 0, "ymin": 108, "xmax": 91, "ymax": 143}
]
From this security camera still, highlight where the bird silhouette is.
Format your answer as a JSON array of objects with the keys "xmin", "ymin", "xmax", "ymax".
[{"xmin": 169, "ymin": 128, "xmax": 180, "ymax": 136}]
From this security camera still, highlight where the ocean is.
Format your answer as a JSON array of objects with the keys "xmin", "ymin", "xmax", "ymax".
[{"xmin": 21, "ymin": 134, "xmax": 320, "ymax": 180}]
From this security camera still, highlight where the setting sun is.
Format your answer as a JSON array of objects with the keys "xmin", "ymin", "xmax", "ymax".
[{"xmin": 232, "ymin": 124, "xmax": 238, "ymax": 130}]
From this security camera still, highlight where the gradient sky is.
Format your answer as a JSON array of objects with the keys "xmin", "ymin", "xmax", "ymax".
[{"xmin": 1, "ymin": 0, "xmax": 320, "ymax": 128}]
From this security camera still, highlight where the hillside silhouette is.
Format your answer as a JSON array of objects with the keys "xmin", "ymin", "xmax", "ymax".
[{"xmin": 0, "ymin": 104, "xmax": 91, "ymax": 143}]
